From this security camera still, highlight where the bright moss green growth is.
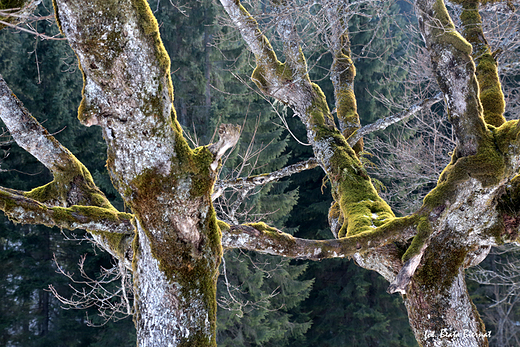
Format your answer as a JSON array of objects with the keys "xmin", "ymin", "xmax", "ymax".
[
  {"xmin": 217, "ymin": 219, "xmax": 230, "ymax": 232},
  {"xmin": 476, "ymin": 54, "xmax": 506, "ymax": 126},
  {"xmin": 433, "ymin": 0, "xmax": 457, "ymax": 28},
  {"xmin": 439, "ymin": 31, "xmax": 473, "ymax": 56},
  {"xmin": 455, "ymin": 0, "xmax": 507, "ymax": 127},
  {"xmin": 24, "ymin": 153, "xmax": 116, "ymax": 211},
  {"xmin": 307, "ymin": 83, "xmax": 333, "ymax": 128},
  {"xmin": 424, "ymin": 129, "xmax": 505, "ymax": 207},
  {"xmin": 315, "ymin": 131, "xmax": 395, "ymax": 237},
  {"xmin": 247, "ymin": 221, "xmax": 279, "ymax": 233},
  {"xmin": 491, "ymin": 120, "xmax": 519, "ymax": 154}
]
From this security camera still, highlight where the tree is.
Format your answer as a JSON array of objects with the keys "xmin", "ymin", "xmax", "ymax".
[{"xmin": 1, "ymin": 1, "xmax": 520, "ymax": 347}]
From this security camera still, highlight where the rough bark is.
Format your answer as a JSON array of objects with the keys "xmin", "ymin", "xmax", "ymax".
[
  {"xmin": 0, "ymin": 0, "xmax": 520, "ymax": 346},
  {"xmin": 54, "ymin": 0, "xmax": 225, "ymax": 345}
]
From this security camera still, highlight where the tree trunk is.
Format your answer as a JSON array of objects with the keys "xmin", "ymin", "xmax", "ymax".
[
  {"xmin": 405, "ymin": 270, "xmax": 489, "ymax": 347},
  {"xmin": 133, "ymin": 220, "xmax": 219, "ymax": 346}
]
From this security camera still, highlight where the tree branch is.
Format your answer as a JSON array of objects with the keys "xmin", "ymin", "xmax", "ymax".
[
  {"xmin": 348, "ymin": 92, "xmax": 443, "ymax": 147},
  {"xmin": 0, "ymin": 75, "xmax": 83, "ymax": 178},
  {"xmin": 415, "ymin": 0, "xmax": 488, "ymax": 157},
  {"xmin": 0, "ymin": 186, "xmax": 134, "ymax": 233},
  {"xmin": 212, "ymin": 157, "xmax": 319, "ymax": 200},
  {"xmin": 454, "ymin": 0, "xmax": 506, "ymax": 127},
  {"xmin": 0, "ymin": 75, "xmax": 135, "ymax": 265},
  {"xmin": 221, "ymin": 217, "xmax": 418, "ymax": 261},
  {"xmin": 325, "ymin": 1, "xmax": 362, "ymax": 150}
]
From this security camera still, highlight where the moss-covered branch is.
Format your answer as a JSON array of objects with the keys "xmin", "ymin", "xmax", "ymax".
[
  {"xmin": 220, "ymin": 217, "xmax": 417, "ymax": 260},
  {"xmin": 221, "ymin": 0, "xmax": 395, "ymax": 243},
  {"xmin": 0, "ymin": 186, "xmax": 134, "ymax": 234},
  {"xmin": 325, "ymin": 2, "xmax": 361, "ymax": 152},
  {"xmin": 0, "ymin": 74, "xmax": 119, "ymax": 211},
  {"xmin": 415, "ymin": 0, "xmax": 488, "ymax": 157},
  {"xmin": 219, "ymin": 0, "xmax": 312, "ymax": 109},
  {"xmin": 453, "ymin": 0, "xmax": 506, "ymax": 127}
]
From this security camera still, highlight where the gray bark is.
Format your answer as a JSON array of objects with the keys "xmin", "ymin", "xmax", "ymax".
[{"xmin": 0, "ymin": 1, "xmax": 520, "ymax": 346}]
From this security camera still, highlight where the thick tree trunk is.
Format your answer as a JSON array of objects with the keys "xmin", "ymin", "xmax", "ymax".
[
  {"xmin": 133, "ymin": 220, "xmax": 219, "ymax": 346},
  {"xmin": 405, "ymin": 270, "xmax": 489, "ymax": 347}
]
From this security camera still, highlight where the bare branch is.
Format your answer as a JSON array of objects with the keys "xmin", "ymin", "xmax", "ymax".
[
  {"xmin": 49, "ymin": 254, "xmax": 133, "ymax": 325},
  {"xmin": 212, "ymin": 157, "xmax": 319, "ymax": 200},
  {"xmin": 348, "ymin": 92, "xmax": 444, "ymax": 147}
]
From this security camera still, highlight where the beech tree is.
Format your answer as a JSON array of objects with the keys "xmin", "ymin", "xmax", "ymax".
[{"xmin": 1, "ymin": 0, "xmax": 520, "ymax": 346}]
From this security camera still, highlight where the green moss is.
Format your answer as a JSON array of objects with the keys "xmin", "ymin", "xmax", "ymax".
[
  {"xmin": 494, "ymin": 120, "xmax": 519, "ymax": 153},
  {"xmin": 307, "ymin": 83, "xmax": 333, "ymax": 128},
  {"xmin": 24, "ymin": 182, "xmax": 60, "ymax": 205},
  {"xmin": 402, "ymin": 217, "xmax": 431, "ymax": 262},
  {"xmin": 24, "ymin": 154, "xmax": 115, "ymax": 211},
  {"xmin": 336, "ymin": 89, "xmax": 358, "ymax": 130},
  {"xmin": 217, "ymin": 220, "xmax": 230, "ymax": 232},
  {"xmin": 440, "ymin": 31, "xmax": 473, "ymax": 56},
  {"xmin": 247, "ymin": 222, "xmax": 279, "ymax": 233},
  {"xmin": 90, "ymin": 230, "xmax": 131, "ymax": 258},
  {"xmin": 454, "ymin": 0, "xmax": 506, "ymax": 127},
  {"xmin": 415, "ymin": 242, "xmax": 468, "ymax": 289},
  {"xmin": 424, "ymin": 130, "xmax": 505, "ymax": 207},
  {"xmin": 433, "ymin": 0, "xmax": 457, "ymax": 28},
  {"xmin": 476, "ymin": 54, "xmax": 506, "ymax": 126}
]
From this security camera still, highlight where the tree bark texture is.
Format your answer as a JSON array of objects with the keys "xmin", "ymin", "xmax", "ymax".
[{"xmin": 0, "ymin": 0, "xmax": 520, "ymax": 346}]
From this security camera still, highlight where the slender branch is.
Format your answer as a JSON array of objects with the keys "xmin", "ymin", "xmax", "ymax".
[
  {"xmin": 212, "ymin": 157, "xmax": 319, "ymax": 200},
  {"xmin": 221, "ymin": 217, "xmax": 418, "ymax": 261},
  {"xmin": 0, "ymin": 187, "xmax": 134, "ymax": 234},
  {"xmin": 0, "ymin": 75, "xmax": 82, "ymax": 176},
  {"xmin": 348, "ymin": 92, "xmax": 444, "ymax": 146},
  {"xmin": 0, "ymin": 19, "xmax": 66, "ymax": 40}
]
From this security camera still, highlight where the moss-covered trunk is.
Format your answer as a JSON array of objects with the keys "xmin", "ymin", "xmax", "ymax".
[
  {"xmin": 133, "ymin": 217, "xmax": 220, "ymax": 346},
  {"xmin": 52, "ymin": 0, "xmax": 223, "ymax": 345}
]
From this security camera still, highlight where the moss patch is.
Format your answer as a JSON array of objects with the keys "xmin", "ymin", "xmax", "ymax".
[
  {"xmin": 402, "ymin": 217, "xmax": 431, "ymax": 262},
  {"xmin": 424, "ymin": 130, "xmax": 505, "ymax": 207},
  {"xmin": 415, "ymin": 241, "xmax": 468, "ymax": 289}
]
